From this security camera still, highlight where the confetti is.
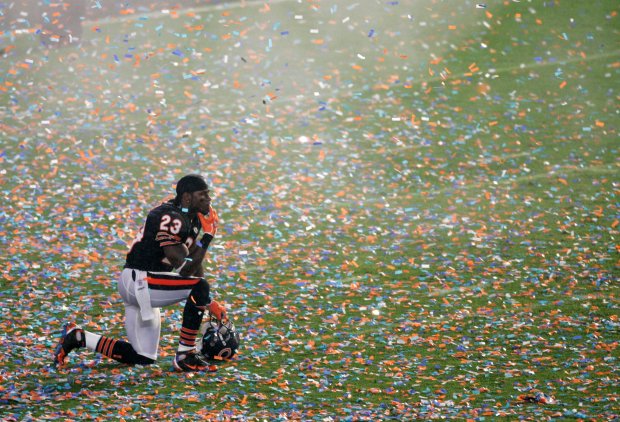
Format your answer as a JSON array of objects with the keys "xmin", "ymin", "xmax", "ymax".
[{"xmin": 0, "ymin": 0, "xmax": 617, "ymax": 420}]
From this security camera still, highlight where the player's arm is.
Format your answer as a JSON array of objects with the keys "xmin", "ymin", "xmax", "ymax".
[
  {"xmin": 176, "ymin": 206, "xmax": 219, "ymax": 277},
  {"xmin": 163, "ymin": 243, "xmax": 206, "ymax": 277},
  {"xmin": 162, "ymin": 243, "xmax": 190, "ymax": 269},
  {"xmin": 180, "ymin": 244, "xmax": 207, "ymax": 277},
  {"xmin": 187, "ymin": 243, "xmax": 205, "ymax": 277}
]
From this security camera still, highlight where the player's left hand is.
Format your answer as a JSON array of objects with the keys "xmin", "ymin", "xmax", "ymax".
[
  {"xmin": 208, "ymin": 300, "xmax": 226, "ymax": 320},
  {"xmin": 198, "ymin": 206, "xmax": 219, "ymax": 237}
]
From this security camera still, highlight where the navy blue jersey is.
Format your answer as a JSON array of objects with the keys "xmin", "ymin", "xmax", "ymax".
[{"xmin": 125, "ymin": 201, "xmax": 201, "ymax": 272}]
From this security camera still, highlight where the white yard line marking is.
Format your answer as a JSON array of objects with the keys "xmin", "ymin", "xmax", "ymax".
[{"xmin": 82, "ymin": 0, "xmax": 297, "ymax": 25}]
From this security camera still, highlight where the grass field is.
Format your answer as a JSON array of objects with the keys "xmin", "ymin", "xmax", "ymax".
[{"xmin": 1, "ymin": 0, "xmax": 618, "ymax": 419}]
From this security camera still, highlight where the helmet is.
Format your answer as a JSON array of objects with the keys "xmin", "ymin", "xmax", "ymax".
[{"xmin": 197, "ymin": 319, "xmax": 240, "ymax": 360}]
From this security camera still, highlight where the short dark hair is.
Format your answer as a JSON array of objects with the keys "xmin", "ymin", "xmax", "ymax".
[{"xmin": 175, "ymin": 174, "xmax": 208, "ymax": 200}]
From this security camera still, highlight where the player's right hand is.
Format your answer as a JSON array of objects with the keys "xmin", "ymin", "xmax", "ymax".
[{"xmin": 198, "ymin": 206, "xmax": 219, "ymax": 237}]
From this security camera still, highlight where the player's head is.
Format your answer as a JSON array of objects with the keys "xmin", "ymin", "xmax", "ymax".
[{"xmin": 174, "ymin": 174, "xmax": 211, "ymax": 214}]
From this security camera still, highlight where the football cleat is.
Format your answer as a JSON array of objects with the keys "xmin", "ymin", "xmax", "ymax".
[
  {"xmin": 53, "ymin": 322, "xmax": 85, "ymax": 366},
  {"xmin": 173, "ymin": 350, "xmax": 212, "ymax": 372}
]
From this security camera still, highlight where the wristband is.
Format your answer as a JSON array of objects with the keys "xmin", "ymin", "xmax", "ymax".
[
  {"xmin": 197, "ymin": 233, "xmax": 214, "ymax": 250},
  {"xmin": 173, "ymin": 257, "xmax": 192, "ymax": 273}
]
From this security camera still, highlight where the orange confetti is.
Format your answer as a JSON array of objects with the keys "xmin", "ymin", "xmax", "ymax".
[{"xmin": 593, "ymin": 206, "xmax": 604, "ymax": 217}]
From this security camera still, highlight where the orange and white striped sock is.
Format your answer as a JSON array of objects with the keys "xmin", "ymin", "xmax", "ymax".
[
  {"xmin": 95, "ymin": 336, "xmax": 119, "ymax": 359},
  {"xmin": 178, "ymin": 326, "xmax": 199, "ymax": 352}
]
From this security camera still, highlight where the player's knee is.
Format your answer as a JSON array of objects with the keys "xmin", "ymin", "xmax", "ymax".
[
  {"xmin": 189, "ymin": 278, "xmax": 210, "ymax": 306},
  {"xmin": 134, "ymin": 354, "xmax": 156, "ymax": 365},
  {"xmin": 114, "ymin": 340, "xmax": 157, "ymax": 365}
]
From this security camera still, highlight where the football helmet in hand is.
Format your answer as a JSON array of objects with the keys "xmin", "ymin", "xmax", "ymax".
[{"xmin": 197, "ymin": 319, "xmax": 240, "ymax": 360}]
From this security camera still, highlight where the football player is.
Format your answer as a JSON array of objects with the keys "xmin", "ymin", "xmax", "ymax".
[{"xmin": 53, "ymin": 174, "xmax": 226, "ymax": 372}]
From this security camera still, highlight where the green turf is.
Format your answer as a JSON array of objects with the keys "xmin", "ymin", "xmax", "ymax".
[{"xmin": 0, "ymin": 0, "xmax": 618, "ymax": 419}]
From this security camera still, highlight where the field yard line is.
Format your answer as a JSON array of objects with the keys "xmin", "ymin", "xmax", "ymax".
[
  {"xmin": 424, "ymin": 163, "xmax": 618, "ymax": 191},
  {"xmin": 417, "ymin": 49, "xmax": 620, "ymax": 85},
  {"xmin": 228, "ymin": 262, "xmax": 608, "ymax": 312},
  {"xmin": 83, "ymin": 4, "xmax": 619, "ymax": 84},
  {"xmin": 82, "ymin": 0, "xmax": 297, "ymax": 25},
  {"xmin": 294, "ymin": 163, "xmax": 618, "ymax": 208},
  {"xmin": 427, "ymin": 278, "xmax": 611, "ymax": 302},
  {"xmin": 510, "ymin": 165, "xmax": 618, "ymax": 183},
  {"xmin": 180, "ymin": 48, "xmax": 619, "ymax": 123},
  {"xmin": 428, "ymin": 284, "xmax": 485, "ymax": 297},
  {"xmin": 311, "ymin": 50, "xmax": 620, "ymax": 111},
  {"xmin": 217, "ymin": 263, "xmax": 370, "ymax": 284},
  {"xmin": 0, "ymin": 0, "xmax": 290, "ymax": 39}
]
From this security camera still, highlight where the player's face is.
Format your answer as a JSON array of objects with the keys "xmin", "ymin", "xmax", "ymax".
[{"xmin": 190, "ymin": 188, "xmax": 211, "ymax": 214}]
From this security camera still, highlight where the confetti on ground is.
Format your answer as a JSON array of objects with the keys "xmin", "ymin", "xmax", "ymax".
[{"xmin": 0, "ymin": 0, "xmax": 618, "ymax": 419}]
